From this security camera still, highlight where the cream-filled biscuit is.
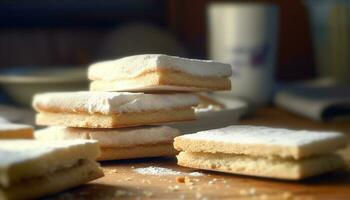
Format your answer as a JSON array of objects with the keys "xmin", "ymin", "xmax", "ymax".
[
  {"xmin": 88, "ymin": 54, "xmax": 232, "ymax": 92},
  {"xmin": 33, "ymin": 91, "xmax": 198, "ymax": 128},
  {"xmin": 0, "ymin": 140, "xmax": 103, "ymax": 200},
  {"xmin": 174, "ymin": 125, "xmax": 347, "ymax": 159},
  {"xmin": 174, "ymin": 125, "xmax": 347, "ymax": 180},
  {"xmin": 35, "ymin": 126, "xmax": 180, "ymax": 161}
]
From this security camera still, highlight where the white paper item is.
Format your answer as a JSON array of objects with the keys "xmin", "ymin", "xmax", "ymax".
[{"xmin": 275, "ymin": 81, "xmax": 350, "ymax": 121}]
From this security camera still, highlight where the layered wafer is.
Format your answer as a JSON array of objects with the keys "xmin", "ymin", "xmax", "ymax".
[
  {"xmin": 88, "ymin": 54, "xmax": 232, "ymax": 92},
  {"xmin": 33, "ymin": 91, "xmax": 198, "ymax": 128},
  {"xmin": 0, "ymin": 140, "xmax": 103, "ymax": 200},
  {"xmin": 174, "ymin": 125, "xmax": 347, "ymax": 180},
  {"xmin": 35, "ymin": 126, "xmax": 181, "ymax": 160}
]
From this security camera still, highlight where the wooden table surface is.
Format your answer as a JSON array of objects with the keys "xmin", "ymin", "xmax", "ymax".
[{"xmin": 48, "ymin": 107, "xmax": 350, "ymax": 200}]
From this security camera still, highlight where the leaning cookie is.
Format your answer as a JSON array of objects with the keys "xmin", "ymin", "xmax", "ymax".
[
  {"xmin": 35, "ymin": 126, "xmax": 181, "ymax": 161},
  {"xmin": 32, "ymin": 91, "xmax": 198, "ymax": 128},
  {"xmin": 0, "ymin": 140, "xmax": 103, "ymax": 200},
  {"xmin": 174, "ymin": 125, "xmax": 347, "ymax": 180},
  {"xmin": 88, "ymin": 54, "xmax": 232, "ymax": 92},
  {"xmin": 0, "ymin": 123, "xmax": 33, "ymax": 139}
]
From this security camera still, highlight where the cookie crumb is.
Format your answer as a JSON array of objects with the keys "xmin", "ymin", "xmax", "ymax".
[
  {"xmin": 176, "ymin": 176, "xmax": 185, "ymax": 183},
  {"xmin": 111, "ymin": 169, "xmax": 118, "ymax": 173}
]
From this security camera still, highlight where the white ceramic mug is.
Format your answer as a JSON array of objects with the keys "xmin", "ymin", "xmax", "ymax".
[{"xmin": 208, "ymin": 3, "xmax": 278, "ymax": 106}]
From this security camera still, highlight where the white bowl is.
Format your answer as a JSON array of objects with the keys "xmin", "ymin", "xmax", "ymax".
[{"xmin": 0, "ymin": 67, "xmax": 88, "ymax": 106}]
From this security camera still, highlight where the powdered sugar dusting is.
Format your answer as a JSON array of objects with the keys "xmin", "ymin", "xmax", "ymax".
[
  {"xmin": 181, "ymin": 125, "xmax": 345, "ymax": 147},
  {"xmin": 134, "ymin": 166, "xmax": 204, "ymax": 176},
  {"xmin": 188, "ymin": 172, "xmax": 205, "ymax": 176},
  {"xmin": 88, "ymin": 54, "xmax": 232, "ymax": 80}
]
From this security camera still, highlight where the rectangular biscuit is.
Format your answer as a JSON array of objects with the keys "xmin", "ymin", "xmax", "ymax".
[
  {"xmin": 0, "ymin": 139, "xmax": 103, "ymax": 200},
  {"xmin": 88, "ymin": 54, "xmax": 232, "ymax": 92},
  {"xmin": 174, "ymin": 125, "xmax": 347, "ymax": 159},
  {"xmin": 177, "ymin": 152, "xmax": 345, "ymax": 180},
  {"xmin": 36, "ymin": 108, "xmax": 194, "ymax": 128},
  {"xmin": 0, "ymin": 124, "xmax": 33, "ymax": 139},
  {"xmin": 35, "ymin": 126, "xmax": 180, "ymax": 148},
  {"xmin": 35, "ymin": 126, "xmax": 181, "ymax": 160},
  {"xmin": 1, "ymin": 160, "xmax": 103, "ymax": 200},
  {"xmin": 0, "ymin": 140, "xmax": 101, "ymax": 187},
  {"xmin": 33, "ymin": 91, "xmax": 198, "ymax": 128}
]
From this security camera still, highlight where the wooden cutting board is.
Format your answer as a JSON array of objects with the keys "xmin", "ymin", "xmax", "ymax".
[{"xmin": 47, "ymin": 107, "xmax": 350, "ymax": 200}]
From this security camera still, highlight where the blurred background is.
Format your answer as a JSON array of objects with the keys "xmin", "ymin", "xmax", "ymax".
[
  {"xmin": 0, "ymin": 0, "xmax": 315, "ymax": 78},
  {"xmin": 0, "ymin": 0, "xmax": 349, "ymax": 123}
]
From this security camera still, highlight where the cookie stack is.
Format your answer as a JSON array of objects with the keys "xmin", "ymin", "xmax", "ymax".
[{"xmin": 34, "ymin": 54, "xmax": 232, "ymax": 161}]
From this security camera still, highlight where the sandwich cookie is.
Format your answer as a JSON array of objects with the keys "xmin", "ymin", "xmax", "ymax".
[
  {"xmin": 35, "ymin": 126, "xmax": 181, "ymax": 161},
  {"xmin": 0, "ymin": 140, "xmax": 103, "ymax": 200},
  {"xmin": 0, "ymin": 123, "xmax": 33, "ymax": 139},
  {"xmin": 88, "ymin": 54, "xmax": 232, "ymax": 92},
  {"xmin": 174, "ymin": 125, "xmax": 347, "ymax": 180},
  {"xmin": 33, "ymin": 91, "xmax": 198, "ymax": 128}
]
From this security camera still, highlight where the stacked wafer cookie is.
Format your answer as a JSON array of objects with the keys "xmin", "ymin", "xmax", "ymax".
[
  {"xmin": 174, "ymin": 125, "xmax": 347, "ymax": 180},
  {"xmin": 33, "ymin": 54, "xmax": 232, "ymax": 161}
]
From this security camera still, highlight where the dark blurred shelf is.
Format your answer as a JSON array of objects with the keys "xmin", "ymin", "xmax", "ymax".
[{"xmin": 0, "ymin": 0, "xmax": 166, "ymax": 28}]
